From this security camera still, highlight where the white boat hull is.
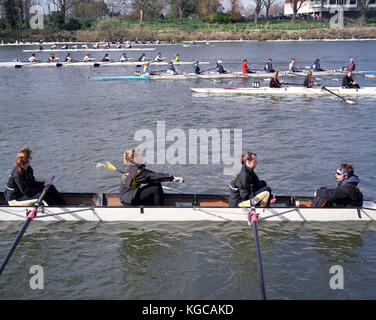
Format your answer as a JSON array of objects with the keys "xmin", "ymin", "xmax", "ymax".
[
  {"xmin": 22, "ymin": 48, "xmax": 156, "ymax": 52},
  {"xmin": 0, "ymin": 206, "xmax": 375, "ymax": 222},
  {"xmin": 191, "ymin": 87, "xmax": 376, "ymax": 96},
  {"xmin": 0, "ymin": 61, "xmax": 209, "ymax": 68}
]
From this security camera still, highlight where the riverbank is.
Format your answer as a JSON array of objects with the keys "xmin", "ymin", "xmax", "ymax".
[{"xmin": 1, "ymin": 18, "xmax": 376, "ymax": 42}]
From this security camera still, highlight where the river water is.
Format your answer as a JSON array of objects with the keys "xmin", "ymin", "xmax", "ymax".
[{"xmin": 0, "ymin": 40, "xmax": 376, "ymax": 300}]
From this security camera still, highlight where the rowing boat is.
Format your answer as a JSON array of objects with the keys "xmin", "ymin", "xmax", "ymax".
[
  {"xmin": 191, "ymin": 87, "xmax": 376, "ymax": 96},
  {"xmin": 0, "ymin": 192, "xmax": 375, "ymax": 222},
  {"xmin": 89, "ymin": 72, "xmax": 247, "ymax": 81},
  {"xmin": 22, "ymin": 48, "xmax": 156, "ymax": 52},
  {"xmin": 243, "ymin": 70, "xmax": 373, "ymax": 78},
  {"xmin": 0, "ymin": 61, "xmax": 209, "ymax": 68}
]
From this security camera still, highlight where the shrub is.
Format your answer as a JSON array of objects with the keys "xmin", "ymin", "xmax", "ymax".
[{"xmin": 209, "ymin": 12, "xmax": 231, "ymax": 24}]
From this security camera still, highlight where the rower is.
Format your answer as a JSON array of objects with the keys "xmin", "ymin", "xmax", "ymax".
[
  {"xmin": 264, "ymin": 58, "xmax": 275, "ymax": 73},
  {"xmin": 167, "ymin": 61, "xmax": 178, "ymax": 75},
  {"xmin": 303, "ymin": 71, "xmax": 317, "ymax": 88},
  {"xmin": 174, "ymin": 53, "xmax": 181, "ymax": 62},
  {"xmin": 312, "ymin": 58, "xmax": 325, "ymax": 71},
  {"xmin": 125, "ymin": 40, "xmax": 132, "ymax": 48},
  {"xmin": 73, "ymin": 43, "xmax": 78, "ymax": 49},
  {"xmin": 342, "ymin": 71, "xmax": 360, "ymax": 89},
  {"xmin": 242, "ymin": 59, "xmax": 254, "ymax": 74},
  {"xmin": 143, "ymin": 62, "xmax": 155, "ymax": 75},
  {"xmin": 137, "ymin": 53, "xmax": 146, "ymax": 62},
  {"xmin": 191, "ymin": 40, "xmax": 197, "ymax": 45},
  {"xmin": 269, "ymin": 71, "xmax": 282, "ymax": 88},
  {"xmin": 82, "ymin": 44, "xmax": 88, "ymax": 50},
  {"xmin": 216, "ymin": 60, "xmax": 227, "ymax": 74},
  {"xmin": 65, "ymin": 53, "xmax": 72, "ymax": 63},
  {"xmin": 289, "ymin": 58, "xmax": 300, "ymax": 72},
  {"xmin": 83, "ymin": 53, "xmax": 95, "ymax": 62},
  {"xmin": 154, "ymin": 52, "xmax": 166, "ymax": 62},
  {"xmin": 120, "ymin": 53, "xmax": 130, "ymax": 62},
  {"xmin": 193, "ymin": 61, "xmax": 201, "ymax": 74},
  {"xmin": 116, "ymin": 41, "xmax": 121, "ymax": 49},
  {"xmin": 28, "ymin": 53, "xmax": 37, "ymax": 63},
  {"xmin": 47, "ymin": 53, "xmax": 56, "ymax": 62},
  {"xmin": 119, "ymin": 148, "xmax": 184, "ymax": 207},
  {"xmin": 343, "ymin": 58, "xmax": 356, "ymax": 71},
  {"xmin": 101, "ymin": 53, "xmax": 110, "ymax": 62},
  {"xmin": 61, "ymin": 43, "xmax": 68, "ymax": 49}
]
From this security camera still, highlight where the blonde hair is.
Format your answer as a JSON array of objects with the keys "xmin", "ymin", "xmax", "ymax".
[{"xmin": 123, "ymin": 148, "xmax": 138, "ymax": 166}]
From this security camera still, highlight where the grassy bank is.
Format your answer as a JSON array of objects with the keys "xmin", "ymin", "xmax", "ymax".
[{"xmin": 2, "ymin": 17, "xmax": 376, "ymax": 42}]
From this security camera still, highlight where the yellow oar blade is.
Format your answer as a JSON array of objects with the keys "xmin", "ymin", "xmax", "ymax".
[{"xmin": 105, "ymin": 161, "xmax": 117, "ymax": 171}]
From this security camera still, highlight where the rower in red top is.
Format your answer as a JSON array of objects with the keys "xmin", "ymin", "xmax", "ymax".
[
  {"xmin": 47, "ymin": 53, "xmax": 56, "ymax": 62},
  {"xmin": 269, "ymin": 71, "xmax": 282, "ymax": 88},
  {"xmin": 242, "ymin": 59, "xmax": 254, "ymax": 74},
  {"xmin": 343, "ymin": 58, "xmax": 356, "ymax": 71},
  {"xmin": 303, "ymin": 71, "xmax": 317, "ymax": 88}
]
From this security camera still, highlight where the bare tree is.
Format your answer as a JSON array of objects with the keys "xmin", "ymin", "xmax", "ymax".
[
  {"xmin": 170, "ymin": 0, "xmax": 192, "ymax": 23},
  {"xmin": 263, "ymin": 0, "xmax": 276, "ymax": 19},
  {"xmin": 128, "ymin": 0, "xmax": 149, "ymax": 25},
  {"xmin": 252, "ymin": 0, "xmax": 264, "ymax": 24},
  {"xmin": 48, "ymin": 0, "xmax": 75, "ymax": 17},
  {"xmin": 289, "ymin": 0, "xmax": 308, "ymax": 22}
]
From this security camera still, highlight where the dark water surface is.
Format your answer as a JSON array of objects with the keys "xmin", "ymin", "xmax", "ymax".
[{"xmin": 1, "ymin": 40, "xmax": 376, "ymax": 299}]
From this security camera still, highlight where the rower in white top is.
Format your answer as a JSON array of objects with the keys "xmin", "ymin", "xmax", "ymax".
[
  {"xmin": 83, "ymin": 53, "xmax": 96, "ymax": 62},
  {"xmin": 28, "ymin": 53, "xmax": 37, "ymax": 63},
  {"xmin": 120, "ymin": 53, "xmax": 132, "ymax": 62},
  {"xmin": 154, "ymin": 52, "xmax": 166, "ymax": 62},
  {"xmin": 288, "ymin": 58, "xmax": 301, "ymax": 72}
]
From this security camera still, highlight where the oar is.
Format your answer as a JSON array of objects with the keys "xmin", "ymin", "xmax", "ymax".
[
  {"xmin": 289, "ymin": 72, "xmax": 322, "ymax": 81},
  {"xmin": 97, "ymin": 161, "xmax": 184, "ymax": 189},
  {"xmin": 319, "ymin": 85, "xmax": 355, "ymax": 104},
  {"xmin": 248, "ymin": 186, "xmax": 267, "ymax": 300},
  {"xmin": 281, "ymin": 82, "xmax": 302, "ymax": 86},
  {"xmin": 200, "ymin": 67, "xmax": 217, "ymax": 73},
  {"xmin": 0, "ymin": 176, "xmax": 55, "ymax": 276}
]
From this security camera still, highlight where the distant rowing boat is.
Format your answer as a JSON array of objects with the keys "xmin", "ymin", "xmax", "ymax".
[
  {"xmin": 191, "ymin": 87, "xmax": 376, "ymax": 96},
  {"xmin": 243, "ymin": 70, "xmax": 374, "ymax": 78},
  {"xmin": 1, "ymin": 192, "xmax": 375, "ymax": 222},
  {"xmin": 89, "ymin": 72, "xmax": 247, "ymax": 81},
  {"xmin": 0, "ymin": 61, "xmax": 209, "ymax": 68},
  {"xmin": 22, "ymin": 48, "xmax": 156, "ymax": 52}
]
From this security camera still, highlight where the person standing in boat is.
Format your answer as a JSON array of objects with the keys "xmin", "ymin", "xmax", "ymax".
[
  {"xmin": 342, "ymin": 71, "xmax": 360, "ymax": 89},
  {"xmin": 264, "ymin": 58, "xmax": 275, "ymax": 73},
  {"xmin": 269, "ymin": 71, "xmax": 282, "ymax": 88},
  {"xmin": 303, "ymin": 71, "xmax": 317, "ymax": 88},
  {"xmin": 311, "ymin": 163, "xmax": 363, "ymax": 208},
  {"xmin": 228, "ymin": 151, "xmax": 276, "ymax": 207},
  {"xmin": 119, "ymin": 148, "xmax": 184, "ymax": 207},
  {"xmin": 312, "ymin": 58, "xmax": 325, "ymax": 71},
  {"xmin": 4, "ymin": 147, "xmax": 66, "ymax": 206}
]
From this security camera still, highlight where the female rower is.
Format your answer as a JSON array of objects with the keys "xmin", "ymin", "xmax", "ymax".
[
  {"xmin": 28, "ymin": 53, "xmax": 37, "ymax": 63},
  {"xmin": 312, "ymin": 58, "xmax": 325, "ymax": 71},
  {"xmin": 65, "ymin": 53, "xmax": 72, "ymax": 63},
  {"xmin": 311, "ymin": 163, "xmax": 363, "ymax": 208},
  {"xmin": 4, "ymin": 147, "xmax": 66, "ymax": 206},
  {"xmin": 303, "ymin": 71, "xmax": 316, "ymax": 88},
  {"xmin": 119, "ymin": 148, "xmax": 184, "ymax": 207},
  {"xmin": 174, "ymin": 53, "xmax": 181, "ymax": 62},
  {"xmin": 228, "ymin": 152, "xmax": 276, "ymax": 207},
  {"xmin": 342, "ymin": 71, "xmax": 360, "ymax": 89},
  {"xmin": 242, "ymin": 59, "xmax": 251, "ymax": 74},
  {"xmin": 167, "ymin": 61, "xmax": 178, "ymax": 75},
  {"xmin": 47, "ymin": 54, "xmax": 56, "ymax": 62},
  {"xmin": 289, "ymin": 58, "xmax": 300, "ymax": 72},
  {"xmin": 193, "ymin": 61, "xmax": 201, "ymax": 74},
  {"xmin": 216, "ymin": 60, "xmax": 227, "ymax": 74},
  {"xmin": 269, "ymin": 71, "xmax": 282, "ymax": 88}
]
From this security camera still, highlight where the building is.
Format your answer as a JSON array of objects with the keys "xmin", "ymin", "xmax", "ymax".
[{"xmin": 284, "ymin": 0, "xmax": 376, "ymax": 17}]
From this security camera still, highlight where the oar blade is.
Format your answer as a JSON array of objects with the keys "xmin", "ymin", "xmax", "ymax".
[{"xmin": 105, "ymin": 161, "xmax": 117, "ymax": 171}]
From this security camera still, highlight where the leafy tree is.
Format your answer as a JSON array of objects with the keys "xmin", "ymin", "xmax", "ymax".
[{"xmin": 49, "ymin": 10, "xmax": 65, "ymax": 30}]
